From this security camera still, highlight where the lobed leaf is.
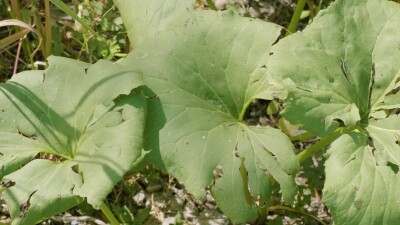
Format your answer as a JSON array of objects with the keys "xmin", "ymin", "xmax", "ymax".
[
  {"xmin": 117, "ymin": 4, "xmax": 299, "ymax": 223},
  {"xmin": 2, "ymin": 160, "xmax": 82, "ymax": 225},
  {"xmin": 269, "ymin": 0, "xmax": 400, "ymax": 224},
  {"xmin": 324, "ymin": 133, "xmax": 400, "ymax": 225},
  {"xmin": 0, "ymin": 56, "xmax": 145, "ymax": 224},
  {"xmin": 114, "ymin": 0, "xmax": 195, "ymax": 49},
  {"xmin": 269, "ymin": 0, "xmax": 400, "ymax": 137}
]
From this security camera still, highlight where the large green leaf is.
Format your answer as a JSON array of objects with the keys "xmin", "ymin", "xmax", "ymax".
[
  {"xmin": 268, "ymin": 0, "xmax": 400, "ymax": 224},
  {"xmin": 0, "ymin": 56, "xmax": 145, "ymax": 224},
  {"xmin": 269, "ymin": 0, "xmax": 400, "ymax": 137},
  {"xmin": 117, "ymin": 5, "xmax": 299, "ymax": 223},
  {"xmin": 114, "ymin": 0, "xmax": 195, "ymax": 48},
  {"xmin": 2, "ymin": 160, "xmax": 83, "ymax": 225},
  {"xmin": 324, "ymin": 133, "xmax": 400, "ymax": 225}
]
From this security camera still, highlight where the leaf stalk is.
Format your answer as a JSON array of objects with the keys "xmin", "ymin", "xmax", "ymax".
[
  {"xmin": 297, "ymin": 127, "xmax": 352, "ymax": 162},
  {"xmin": 256, "ymin": 196, "xmax": 268, "ymax": 225},
  {"xmin": 286, "ymin": 0, "xmax": 307, "ymax": 36},
  {"xmin": 239, "ymin": 99, "xmax": 253, "ymax": 122}
]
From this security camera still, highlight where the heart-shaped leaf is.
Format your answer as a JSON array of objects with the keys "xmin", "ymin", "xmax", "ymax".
[
  {"xmin": 268, "ymin": 0, "xmax": 400, "ymax": 224},
  {"xmin": 117, "ymin": 4, "xmax": 299, "ymax": 223},
  {"xmin": 0, "ymin": 56, "xmax": 145, "ymax": 224}
]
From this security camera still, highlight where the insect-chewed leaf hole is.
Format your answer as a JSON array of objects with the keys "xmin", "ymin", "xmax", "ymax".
[
  {"xmin": 387, "ymin": 85, "xmax": 400, "ymax": 96},
  {"xmin": 213, "ymin": 165, "xmax": 223, "ymax": 179},
  {"xmin": 1, "ymin": 180, "xmax": 16, "ymax": 189},
  {"xmin": 333, "ymin": 118, "xmax": 345, "ymax": 127},
  {"xmin": 387, "ymin": 162, "xmax": 399, "ymax": 174},
  {"xmin": 16, "ymin": 127, "xmax": 38, "ymax": 141},
  {"xmin": 71, "ymin": 164, "xmax": 79, "ymax": 174},
  {"xmin": 368, "ymin": 137, "xmax": 375, "ymax": 148}
]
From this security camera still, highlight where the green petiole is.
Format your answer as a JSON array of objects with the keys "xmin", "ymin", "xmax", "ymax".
[
  {"xmin": 297, "ymin": 127, "xmax": 353, "ymax": 162},
  {"xmin": 286, "ymin": 0, "xmax": 307, "ymax": 36}
]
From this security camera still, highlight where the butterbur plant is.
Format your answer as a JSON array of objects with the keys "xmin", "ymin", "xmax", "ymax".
[
  {"xmin": 0, "ymin": 57, "xmax": 146, "ymax": 224},
  {"xmin": 0, "ymin": 0, "xmax": 399, "ymax": 224},
  {"xmin": 116, "ymin": 1, "xmax": 300, "ymax": 223},
  {"xmin": 268, "ymin": 0, "xmax": 400, "ymax": 224}
]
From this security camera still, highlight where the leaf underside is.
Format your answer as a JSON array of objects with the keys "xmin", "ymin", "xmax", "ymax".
[
  {"xmin": 0, "ymin": 56, "xmax": 146, "ymax": 224},
  {"xmin": 117, "ymin": 2, "xmax": 299, "ymax": 223},
  {"xmin": 269, "ymin": 0, "xmax": 400, "ymax": 224}
]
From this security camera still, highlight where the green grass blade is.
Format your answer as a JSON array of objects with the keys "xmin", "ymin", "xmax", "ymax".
[
  {"xmin": 49, "ymin": 0, "xmax": 98, "ymax": 36},
  {"xmin": 0, "ymin": 19, "xmax": 42, "ymax": 60},
  {"xmin": 0, "ymin": 29, "xmax": 29, "ymax": 49},
  {"xmin": 100, "ymin": 202, "xmax": 120, "ymax": 225}
]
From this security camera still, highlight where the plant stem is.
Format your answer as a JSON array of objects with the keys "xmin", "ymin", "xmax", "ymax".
[
  {"xmin": 268, "ymin": 205, "xmax": 327, "ymax": 225},
  {"xmin": 286, "ymin": 0, "xmax": 307, "ymax": 36},
  {"xmin": 290, "ymin": 131, "xmax": 316, "ymax": 142},
  {"xmin": 100, "ymin": 202, "xmax": 120, "ymax": 225},
  {"xmin": 297, "ymin": 127, "xmax": 351, "ymax": 162},
  {"xmin": 257, "ymin": 196, "xmax": 268, "ymax": 225},
  {"xmin": 44, "ymin": 0, "xmax": 52, "ymax": 58},
  {"xmin": 239, "ymin": 99, "xmax": 253, "ymax": 122}
]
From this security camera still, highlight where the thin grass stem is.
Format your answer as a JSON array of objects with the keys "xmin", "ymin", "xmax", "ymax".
[
  {"xmin": 269, "ymin": 205, "xmax": 327, "ymax": 225},
  {"xmin": 100, "ymin": 202, "xmax": 120, "ymax": 225}
]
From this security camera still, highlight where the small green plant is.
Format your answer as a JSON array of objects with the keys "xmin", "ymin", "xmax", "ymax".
[{"xmin": 0, "ymin": 0, "xmax": 399, "ymax": 224}]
